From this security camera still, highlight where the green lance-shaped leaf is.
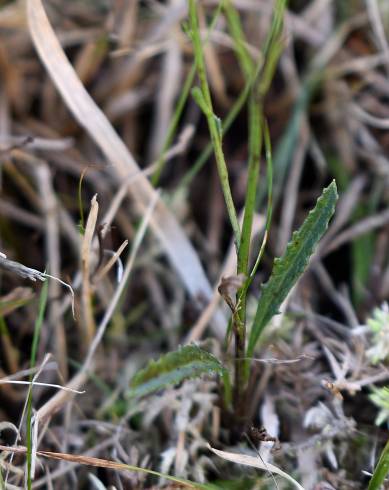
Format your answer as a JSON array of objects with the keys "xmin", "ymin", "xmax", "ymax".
[
  {"xmin": 247, "ymin": 180, "xmax": 338, "ymax": 356},
  {"xmin": 128, "ymin": 344, "xmax": 229, "ymax": 400}
]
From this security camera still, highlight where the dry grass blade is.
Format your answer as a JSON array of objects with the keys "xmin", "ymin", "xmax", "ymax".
[
  {"xmin": 0, "ymin": 378, "xmax": 84, "ymax": 394},
  {"xmin": 82, "ymin": 191, "xmax": 160, "ymax": 373},
  {"xmin": 27, "ymin": 0, "xmax": 225, "ymax": 332},
  {"xmin": 35, "ymin": 162, "xmax": 67, "ymax": 378},
  {"xmin": 81, "ymin": 194, "xmax": 98, "ymax": 347},
  {"xmin": 208, "ymin": 445, "xmax": 305, "ymax": 490},
  {"xmin": 0, "ymin": 445, "xmax": 202, "ymax": 489},
  {"xmin": 93, "ymin": 239, "xmax": 128, "ymax": 284},
  {"xmin": 320, "ymin": 208, "xmax": 389, "ymax": 258}
]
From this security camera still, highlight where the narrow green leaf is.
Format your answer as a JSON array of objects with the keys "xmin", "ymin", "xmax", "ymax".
[
  {"xmin": 27, "ymin": 280, "xmax": 49, "ymax": 489},
  {"xmin": 177, "ymin": 64, "xmax": 253, "ymax": 190},
  {"xmin": 128, "ymin": 344, "xmax": 228, "ymax": 400},
  {"xmin": 188, "ymin": 0, "xmax": 241, "ymax": 247},
  {"xmin": 191, "ymin": 86, "xmax": 210, "ymax": 115},
  {"xmin": 248, "ymin": 119, "xmax": 273, "ymax": 283},
  {"xmin": 223, "ymin": 0, "xmax": 253, "ymax": 78},
  {"xmin": 368, "ymin": 439, "xmax": 389, "ymax": 490},
  {"xmin": 152, "ymin": 1, "xmax": 225, "ymax": 185},
  {"xmin": 247, "ymin": 180, "xmax": 338, "ymax": 356},
  {"xmin": 151, "ymin": 63, "xmax": 196, "ymax": 185}
]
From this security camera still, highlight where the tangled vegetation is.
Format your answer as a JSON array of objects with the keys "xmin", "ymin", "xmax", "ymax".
[{"xmin": 1, "ymin": 1, "xmax": 389, "ymax": 489}]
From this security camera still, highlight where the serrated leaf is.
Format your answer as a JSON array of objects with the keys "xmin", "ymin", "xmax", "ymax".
[
  {"xmin": 128, "ymin": 344, "xmax": 228, "ymax": 399},
  {"xmin": 247, "ymin": 180, "xmax": 338, "ymax": 356}
]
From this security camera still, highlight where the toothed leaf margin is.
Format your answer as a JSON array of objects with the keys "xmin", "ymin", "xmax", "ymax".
[
  {"xmin": 128, "ymin": 344, "xmax": 228, "ymax": 399},
  {"xmin": 248, "ymin": 180, "xmax": 338, "ymax": 355}
]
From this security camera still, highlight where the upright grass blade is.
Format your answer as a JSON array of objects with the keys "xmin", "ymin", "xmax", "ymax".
[
  {"xmin": 224, "ymin": 121, "xmax": 273, "ymax": 356},
  {"xmin": 368, "ymin": 439, "xmax": 389, "ymax": 490},
  {"xmin": 128, "ymin": 344, "xmax": 231, "ymax": 405},
  {"xmin": 1, "ymin": 444, "xmax": 222, "ymax": 490},
  {"xmin": 223, "ymin": 0, "xmax": 254, "ymax": 78},
  {"xmin": 188, "ymin": 0, "xmax": 241, "ymax": 247},
  {"xmin": 151, "ymin": 63, "xmax": 196, "ymax": 185},
  {"xmin": 249, "ymin": 120, "xmax": 273, "ymax": 282},
  {"xmin": 26, "ymin": 280, "xmax": 48, "ymax": 489},
  {"xmin": 177, "ymin": 64, "xmax": 255, "ymax": 190},
  {"xmin": 222, "ymin": 0, "xmax": 286, "ymax": 408},
  {"xmin": 351, "ymin": 204, "xmax": 375, "ymax": 305},
  {"xmin": 259, "ymin": 71, "xmax": 319, "ymax": 209},
  {"xmin": 151, "ymin": 0, "xmax": 225, "ymax": 186},
  {"xmin": 178, "ymin": 0, "xmax": 285, "ymax": 194},
  {"xmin": 247, "ymin": 181, "xmax": 338, "ymax": 358},
  {"xmin": 237, "ymin": 0, "xmax": 286, "ymax": 279}
]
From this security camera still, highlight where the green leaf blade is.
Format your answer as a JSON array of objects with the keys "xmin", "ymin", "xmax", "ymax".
[
  {"xmin": 247, "ymin": 180, "xmax": 338, "ymax": 356},
  {"xmin": 368, "ymin": 439, "xmax": 389, "ymax": 490},
  {"xmin": 128, "ymin": 344, "xmax": 228, "ymax": 400}
]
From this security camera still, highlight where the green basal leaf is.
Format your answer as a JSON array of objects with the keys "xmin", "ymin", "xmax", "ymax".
[
  {"xmin": 247, "ymin": 180, "xmax": 338, "ymax": 356},
  {"xmin": 128, "ymin": 344, "xmax": 228, "ymax": 400},
  {"xmin": 368, "ymin": 439, "xmax": 389, "ymax": 490}
]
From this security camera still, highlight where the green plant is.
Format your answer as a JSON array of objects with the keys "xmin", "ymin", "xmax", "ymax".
[
  {"xmin": 26, "ymin": 280, "xmax": 48, "ymax": 490},
  {"xmin": 370, "ymin": 386, "xmax": 389, "ymax": 426},
  {"xmin": 127, "ymin": 0, "xmax": 338, "ymax": 426},
  {"xmin": 368, "ymin": 439, "xmax": 389, "ymax": 490},
  {"xmin": 366, "ymin": 301, "xmax": 389, "ymax": 490},
  {"xmin": 365, "ymin": 304, "xmax": 389, "ymax": 489},
  {"xmin": 366, "ymin": 303, "xmax": 389, "ymax": 365}
]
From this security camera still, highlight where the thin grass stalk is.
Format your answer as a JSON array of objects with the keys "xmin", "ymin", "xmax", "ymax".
[
  {"xmin": 151, "ymin": 1, "xmax": 225, "ymax": 186},
  {"xmin": 177, "ymin": 65, "xmax": 256, "ymax": 190},
  {"xmin": 151, "ymin": 63, "xmax": 196, "ymax": 185},
  {"xmin": 223, "ymin": 0, "xmax": 253, "ymax": 77},
  {"xmin": 224, "ymin": 0, "xmax": 285, "ymax": 406},
  {"xmin": 249, "ymin": 120, "xmax": 273, "ymax": 282},
  {"xmin": 26, "ymin": 280, "xmax": 48, "ymax": 489},
  {"xmin": 223, "ymin": 0, "xmax": 260, "ymax": 412},
  {"xmin": 242, "ymin": 120, "xmax": 273, "ymax": 381},
  {"xmin": 188, "ymin": 0, "xmax": 241, "ymax": 247}
]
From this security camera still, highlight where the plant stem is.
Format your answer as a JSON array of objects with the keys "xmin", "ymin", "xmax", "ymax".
[
  {"xmin": 177, "ymin": 63, "xmax": 256, "ymax": 191},
  {"xmin": 224, "ymin": 0, "xmax": 263, "ymax": 411},
  {"xmin": 188, "ymin": 0, "xmax": 241, "ymax": 248},
  {"xmin": 26, "ymin": 280, "xmax": 48, "ymax": 489},
  {"xmin": 151, "ymin": 0, "xmax": 225, "ymax": 186}
]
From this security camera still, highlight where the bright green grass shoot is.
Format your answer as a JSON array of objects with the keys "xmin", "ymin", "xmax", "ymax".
[
  {"xmin": 26, "ymin": 280, "xmax": 48, "ymax": 490},
  {"xmin": 189, "ymin": 0, "xmax": 241, "ymax": 247},
  {"xmin": 368, "ymin": 440, "xmax": 389, "ymax": 490},
  {"xmin": 151, "ymin": 0, "xmax": 226, "ymax": 186}
]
